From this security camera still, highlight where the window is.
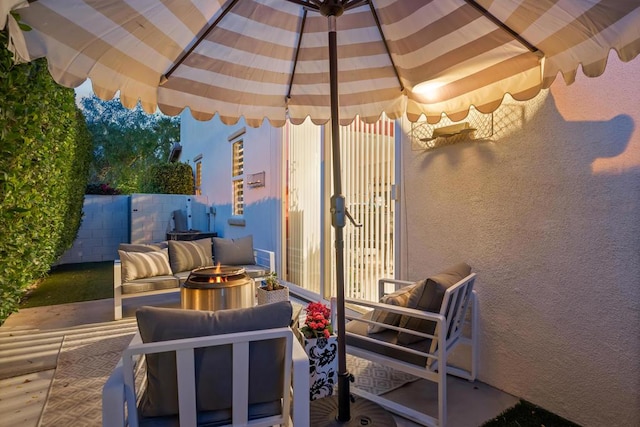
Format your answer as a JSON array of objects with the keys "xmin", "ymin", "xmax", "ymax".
[
  {"xmin": 194, "ymin": 155, "xmax": 203, "ymax": 196},
  {"xmin": 232, "ymin": 139, "xmax": 244, "ymax": 216}
]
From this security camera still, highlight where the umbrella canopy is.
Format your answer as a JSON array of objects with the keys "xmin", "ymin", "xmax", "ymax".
[
  {"xmin": 5, "ymin": 0, "xmax": 640, "ymax": 127},
  {"xmin": 5, "ymin": 0, "xmax": 640, "ymax": 424}
]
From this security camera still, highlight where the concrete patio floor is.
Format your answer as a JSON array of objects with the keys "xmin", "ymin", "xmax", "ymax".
[{"xmin": 0, "ymin": 294, "xmax": 519, "ymax": 427}]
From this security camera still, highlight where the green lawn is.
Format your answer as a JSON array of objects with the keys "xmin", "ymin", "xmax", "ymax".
[
  {"xmin": 20, "ymin": 261, "xmax": 113, "ymax": 308},
  {"xmin": 482, "ymin": 400, "xmax": 581, "ymax": 427}
]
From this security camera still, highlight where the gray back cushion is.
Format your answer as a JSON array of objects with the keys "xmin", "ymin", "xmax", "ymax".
[
  {"xmin": 212, "ymin": 235, "xmax": 255, "ymax": 265},
  {"xmin": 167, "ymin": 238, "xmax": 213, "ymax": 273},
  {"xmin": 136, "ymin": 301, "xmax": 293, "ymax": 418},
  {"xmin": 397, "ymin": 263, "xmax": 471, "ymax": 345}
]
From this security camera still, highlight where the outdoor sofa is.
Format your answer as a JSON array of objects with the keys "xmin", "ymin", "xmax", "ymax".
[{"xmin": 113, "ymin": 235, "xmax": 275, "ymax": 320}]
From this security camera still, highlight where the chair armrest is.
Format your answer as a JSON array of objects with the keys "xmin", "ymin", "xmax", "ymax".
[
  {"xmin": 345, "ymin": 297, "xmax": 445, "ymax": 341},
  {"xmin": 102, "ymin": 361, "xmax": 126, "ymax": 427},
  {"xmin": 253, "ymin": 248, "xmax": 275, "ymax": 272}
]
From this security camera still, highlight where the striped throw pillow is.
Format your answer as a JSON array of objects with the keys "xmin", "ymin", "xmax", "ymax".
[
  {"xmin": 119, "ymin": 249, "xmax": 172, "ymax": 282},
  {"xmin": 168, "ymin": 238, "xmax": 213, "ymax": 273},
  {"xmin": 367, "ymin": 284, "xmax": 416, "ymax": 334}
]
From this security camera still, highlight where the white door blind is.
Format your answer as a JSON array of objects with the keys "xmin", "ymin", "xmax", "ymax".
[
  {"xmin": 285, "ymin": 119, "xmax": 323, "ymax": 294},
  {"xmin": 338, "ymin": 115, "xmax": 395, "ymax": 301}
]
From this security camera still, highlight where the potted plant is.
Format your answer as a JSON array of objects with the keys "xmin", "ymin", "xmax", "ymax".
[
  {"xmin": 256, "ymin": 271, "xmax": 289, "ymax": 305},
  {"xmin": 299, "ymin": 301, "xmax": 337, "ymax": 400}
]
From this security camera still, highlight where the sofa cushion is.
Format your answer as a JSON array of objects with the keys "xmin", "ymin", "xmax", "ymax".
[
  {"xmin": 213, "ymin": 235, "xmax": 255, "ymax": 265},
  {"xmin": 242, "ymin": 264, "xmax": 269, "ymax": 279},
  {"xmin": 397, "ymin": 263, "xmax": 471, "ymax": 345},
  {"xmin": 346, "ymin": 311, "xmax": 432, "ymax": 367},
  {"xmin": 167, "ymin": 238, "xmax": 213, "ymax": 273},
  {"xmin": 121, "ymin": 276, "xmax": 179, "ymax": 295},
  {"xmin": 118, "ymin": 249, "xmax": 173, "ymax": 282},
  {"xmin": 136, "ymin": 301, "xmax": 293, "ymax": 418},
  {"xmin": 367, "ymin": 284, "xmax": 416, "ymax": 334}
]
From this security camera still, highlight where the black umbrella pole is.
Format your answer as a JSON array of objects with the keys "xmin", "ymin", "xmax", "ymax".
[
  {"xmin": 309, "ymin": 10, "xmax": 396, "ymax": 427},
  {"xmin": 327, "ymin": 19, "xmax": 351, "ymax": 423}
]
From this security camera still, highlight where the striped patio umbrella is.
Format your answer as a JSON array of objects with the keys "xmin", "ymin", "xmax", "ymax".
[{"xmin": 5, "ymin": 1, "xmax": 640, "ymax": 424}]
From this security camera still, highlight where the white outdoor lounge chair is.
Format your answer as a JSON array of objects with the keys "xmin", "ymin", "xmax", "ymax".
[
  {"xmin": 343, "ymin": 263, "xmax": 478, "ymax": 427},
  {"xmin": 102, "ymin": 301, "xmax": 309, "ymax": 427}
]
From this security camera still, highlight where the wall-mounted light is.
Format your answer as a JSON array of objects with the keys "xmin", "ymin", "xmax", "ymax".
[{"xmin": 413, "ymin": 80, "xmax": 448, "ymax": 101}]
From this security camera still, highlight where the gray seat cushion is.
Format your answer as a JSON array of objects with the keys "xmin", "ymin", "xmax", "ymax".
[
  {"xmin": 121, "ymin": 276, "xmax": 179, "ymax": 295},
  {"xmin": 346, "ymin": 311, "xmax": 432, "ymax": 367},
  {"xmin": 212, "ymin": 235, "xmax": 255, "ymax": 265},
  {"xmin": 136, "ymin": 301, "xmax": 293, "ymax": 418},
  {"xmin": 241, "ymin": 264, "xmax": 269, "ymax": 279},
  {"xmin": 138, "ymin": 401, "xmax": 282, "ymax": 427}
]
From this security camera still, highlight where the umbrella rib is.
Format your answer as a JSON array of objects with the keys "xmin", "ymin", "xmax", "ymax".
[
  {"xmin": 367, "ymin": 1, "xmax": 404, "ymax": 92},
  {"xmin": 343, "ymin": 0, "xmax": 369, "ymax": 10},
  {"xmin": 162, "ymin": 0, "xmax": 242, "ymax": 82},
  {"xmin": 464, "ymin": 0, "xmax": 541, "ymax": 54},
  {"xmin": 287, "ymin": 9, "xmax": 308, "ymax": 101},
  {"xmin": 285, "ymin": 0, "xmax": 322, "ymax": 12}
]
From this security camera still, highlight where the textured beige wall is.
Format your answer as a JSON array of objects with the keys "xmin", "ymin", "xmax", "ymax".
[{"xmin": 399, "ymin": 55, "xmax": 640, "ymax": 426}]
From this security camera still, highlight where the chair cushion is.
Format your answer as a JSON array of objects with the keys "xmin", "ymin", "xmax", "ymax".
[
  {"xmin": 368, "ymin": 284, "xmax": 416, "ymax": 334},
  {"xmin": 118, "ymin": 249, "xmax": 173, "ymax": 282},
  {"xmin": 136, "ymin": 301, "xmax": 293, "ymax": 418},
  {"xmin": 397, "ymin": 263, "xmax": 471, "ymax": 345},
  {"xmin": 167, "ymin": 238, "xmax": 213, "ymax": 273},
  {"xmin": 213, "ymin": 235, "xmax": 255, "ymax": 265},
  {"xmin": 346, "ymin": 311, "xmax": 432, "ymax": 367}
]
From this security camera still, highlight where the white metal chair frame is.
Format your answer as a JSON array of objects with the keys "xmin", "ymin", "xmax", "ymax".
[
  {"xmin": 344, "ymin": 273, "xmax": 477, "ymax": 427},
  {"xmin": 102, "ymin": 327, "xmax": 309, "ymax": 427}
]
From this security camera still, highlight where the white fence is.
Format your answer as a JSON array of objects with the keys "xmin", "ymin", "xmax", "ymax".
[{"xmin": 56, "ymin": 194, "xmax": 209, "ymax": 265}]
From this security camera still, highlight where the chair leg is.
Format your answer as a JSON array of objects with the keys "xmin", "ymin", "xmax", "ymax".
[
  {"xmin": 469, "ymin": 290, "xmax": 478, "ymax": 381},
  {"xmin": 114, "ymin": 261, "xmax": 123, "ymax": 320}
]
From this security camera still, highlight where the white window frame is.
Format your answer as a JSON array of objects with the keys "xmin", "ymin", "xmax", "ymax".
[
  {"xmin": 230, "ymin": 131, "xmax": 245, "ymax": 217},
  {"xmin": 194, "ymin": 154, "xmax": 203, "ymax": 196}
]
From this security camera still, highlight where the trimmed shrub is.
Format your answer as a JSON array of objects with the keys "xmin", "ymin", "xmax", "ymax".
[
  {"xmin": 144, "ymin": 162, "xmax": 194, "ymax": 194},
  {"xmin": 0, "ymin": 30, "xmax": 92, "ymax": 324}
]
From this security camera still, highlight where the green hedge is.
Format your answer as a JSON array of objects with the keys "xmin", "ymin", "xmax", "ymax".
[
  {"xmin": 144, "ymin": 162, "xmax": 194, "ymax": 194},
  {"xmin": 0, "ymin": 30, "xmax": 93, "ymax": 324}
]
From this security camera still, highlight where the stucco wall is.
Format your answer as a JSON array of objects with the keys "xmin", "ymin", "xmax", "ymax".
[
  {"xmin": 179, "ymin": 114, "xmax": 283, "ymax": 268},
  {"xmin": 399, "ymin": 54, "xmax": 640, "ymax": 426}
]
